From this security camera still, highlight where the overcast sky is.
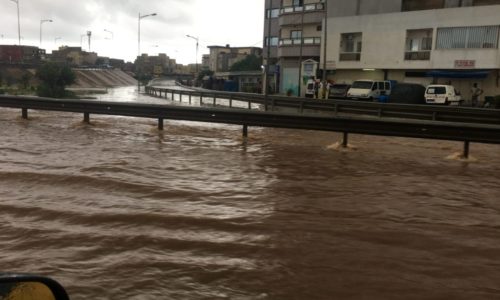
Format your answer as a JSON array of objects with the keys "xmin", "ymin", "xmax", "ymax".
[{"xmin": 1, "ymin": 0, "xmax": 265, "ymax": 65}]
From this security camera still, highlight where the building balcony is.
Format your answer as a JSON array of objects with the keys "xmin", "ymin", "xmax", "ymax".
[
  {"xmin": 279, "ymin": 37, "xmax": 321, "ymax": 46},
  {"xmin": 279, "ymin": 2, "xmax": 325, "ymax": 26},
  {"xmin": 339, "ymin": 52, "xmax": 361, "ymax": 61},
  {"xmin": 404, "ymin": 51, "xmax": 431, "ymax": 60},
  {"xmin": 278, "ymin": 38, "xmax": 321, "ymax": 58}
]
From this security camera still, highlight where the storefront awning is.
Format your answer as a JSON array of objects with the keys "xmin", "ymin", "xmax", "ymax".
[{"xmin": 426, "ymin": 70, "xmax": 490, "ymax": 79}]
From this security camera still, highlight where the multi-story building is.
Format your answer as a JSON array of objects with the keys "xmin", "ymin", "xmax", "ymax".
[
  {"xmin": 135, "ymin": 53, "xmax": 177, "ymax": 77},
  {"xmin": 202, "ymin": 54, "xmax": 210, "ymax": 71},
  {"xmin": 207, "ymin": 45, "xmax": 262, "ymax": 72},
  {"xmin": 51, "ymin": 46, "xmax": 97, "ymax": 66},
  {"xmin": 0, "ymin": 45, "xmax": 45, "ymax": 64},
  {"xmin": 264, "ymin": 0, "xmax": 326, "ymax": 96},
  {"xmin": 322, "ymin": 0, "xmax": 500, "ymax": 100}
]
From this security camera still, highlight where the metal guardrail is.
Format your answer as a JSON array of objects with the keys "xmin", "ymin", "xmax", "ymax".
[
  {"xmin": 145, "ymin": 86, "xmax": 500, "ymax": 126},
  {"xmin": 1, "ymin": 93, "xmax": 499, "ymax": 158}
]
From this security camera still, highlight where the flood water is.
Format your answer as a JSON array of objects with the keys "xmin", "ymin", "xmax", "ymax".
[{"xmin": 1, "ymin": 86, "xmax": 500, "ymax": 299}]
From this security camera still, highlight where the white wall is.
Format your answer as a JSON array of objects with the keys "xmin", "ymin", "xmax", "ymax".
[{"xmin": 324, "ymin": 5, "xmax": 500, "ymax": 70}]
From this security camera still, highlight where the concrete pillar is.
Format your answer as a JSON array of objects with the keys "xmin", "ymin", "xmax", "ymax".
[
  {"xmin": 463, "ymin": 141, "xmax": 470, "ymax": 159},
  {"xmin": 342, "ymin": 132, "xmax": 349, "ymax": 148},
  {"xmin": 158, "ymin": 118, "xmax": 164, "ymax": 131},
  {"xmin": 243, "ymin": 124, "xmax": 248, "ymax": 138}
]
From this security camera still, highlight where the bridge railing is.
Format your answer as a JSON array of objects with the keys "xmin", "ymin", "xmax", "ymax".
[{"xmin": 145, "ymin": 86, "xmax": 500, "ymax": 126}]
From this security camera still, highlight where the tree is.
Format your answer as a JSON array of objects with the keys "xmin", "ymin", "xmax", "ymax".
[
  {"xmin": 36, "ymin": 62, "xmax": 76, "ymax": 98},
  {"xmin": 21, "ymin": 71, "xmax": 33, "ymax": 90},
  {"xmin": 229, "ymin": 55, "xmax": 263, "ymax": 72},
  {"xmin": 197, "ymin": 69, "xmax": 214, "ymax": 82}
]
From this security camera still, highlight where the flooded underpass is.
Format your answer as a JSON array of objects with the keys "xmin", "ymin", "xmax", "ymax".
[{"xmin": 1, "ymin": 86, "xmax": 499, "ymax": 299}]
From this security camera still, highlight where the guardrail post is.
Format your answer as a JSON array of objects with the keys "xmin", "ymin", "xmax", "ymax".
[
  {"xmin": 213, "ymin": 94, "xmax": 217, "ymax": 106},
  {"xmin": 248, "ymin": 101, "xmax": 251, "ymax": 110},
  {"xmin": 200, "ymin": 93, "xmax": 203, "ymax": 105},
  {"xmin": 243, "ymin": 124, "xmax": 248, "ymax": 138},
  {"xmin": 463, "ymin": 141, "xmax": 470, "ymax": 159},
  {"xmin": 342, "ymin": 132, "xmax": 349, "ymax": 148},
  {"xmin": 432, "ymin": 112, "xmax": 438, "ymax": 121},
  {"xmin": 172, "ymin": 91, "xmax": 174, "ymax": 100},
  {"xmin": 229, "ymin": 96, "xmax": 233, "ymax": 108},
  {"xmin": 84, "ymin": 112, "xmax": 90, "ymax": 123},
  {"xmin": 271, "ymin": 99, "xmax": 275, "ymax": 111},
  {"xmin": 299, "ymin": 102, "xmax": 304, "ymax": 113},
  {"xmin": 21, "ymin": 108, "xmax": 28, "ymax": 119},
  {"xmin": 158, "ymin": 118, "xmax": 164, "ymax": 131},
  {"xmin": 189, "ymin": 94, "xmax": 192, "ymax": 104},
  {"xmin": 179, "ymin": 91, "xmax": 183, "ymax": 103}
]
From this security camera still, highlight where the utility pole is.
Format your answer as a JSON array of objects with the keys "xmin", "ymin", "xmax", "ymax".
[
  {"xmin": 264, "ymin": 0, "xmax": 273, "ymax": 110},
  {"xmin": 8, "ymin": 0, "xmax": 21, "ymax": 45},
  {"xmin": 40, "ymin": 19, "xmax": 53, "ymax": 48},
  {"xmin": 321, "ymin": 0, "xmax": 328, "ymax": 99},
  {"xmin": 137, "ymin": 12, "xmax": 157, "ymax": 93},
  {"xmin": 297, "ymin": 3, "xmax": 305, "ymax": 97}
]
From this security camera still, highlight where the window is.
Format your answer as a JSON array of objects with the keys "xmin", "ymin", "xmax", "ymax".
[
  {"xmin": 266, "ymin": 37, "xmax": 279, "ymax": 47},
  {"xmin": 340, "ymin": 33, "xmax": 362, "ymax": 61},
  {"xmin": 291, "ymin": 31, "xmax": 302, "ymax": 39},
  {"xmin": 421, "ymin": 37, "xmax": 433, "ymax": 50},
  {"xmin": 427, "ymin": 87, "xmax": 447, "ymax": 94},
  {"xmin": 293, "ymin": 0, "xmax": 304, "ymax": 6},
  {"xmin": 352, "ymin": 81, "xmax": 373, "ymax": 89},
  {"xmin": 345, "ymin": 39, "xmax": 355, "ymax": 53},
  {"xmin": 473, "ymin": 0, "xmax": 500, "ymax": 6},
  {"xmin": 402, "ymin": 0, "xmax": 445, "ymax": 11},
  {"xmin": 266, "ymin": 8, "xmax": 279, "ymax": 18},
  {"xmin": 436, "ymin": 26, "xmax": 499, "ymax": 49}
]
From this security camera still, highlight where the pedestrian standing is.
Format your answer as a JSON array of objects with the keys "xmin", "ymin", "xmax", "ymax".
[{"xmin": 471, "ymin": 83, "xmax": 483, "ymax": 107}]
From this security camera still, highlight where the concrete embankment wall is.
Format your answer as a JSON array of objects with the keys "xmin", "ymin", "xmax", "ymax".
[{"xmin": 71, "ymin": 69, "xmax": 137, "ymax": 89}]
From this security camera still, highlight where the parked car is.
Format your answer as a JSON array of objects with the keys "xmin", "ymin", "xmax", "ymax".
[
  {"xmin": 425, "ymin": 84, "xmax": 462, "ymax": 105},
  {"xmin": 328, "ymin": 83, "xmax": 351, "ymax": 99},
  {"xmin": 388, "ymin": 83, "xmax": 426, "ymax": 104},
  {"xmin": 347, "ymin": 80, "xmax": 391, "ymax": 100}
]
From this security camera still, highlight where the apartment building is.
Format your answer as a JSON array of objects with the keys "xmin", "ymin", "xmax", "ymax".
[
  {"xmin": 264, "ymin": 0, "xmax": 326, "ymax": 96},
  {"xmin": 0, "ymin": 45, "xmax": 45, "ymax": 64},
  {"xmin": 135, "ymin": 53, "xmax": 177, "ymax": 76},
  {"xmin": 207, "ymin": 45, "xmax": 262, "ymax": 73},
  {"xmin": 322, "ymin": 0, "xmax": 500, "ymax": 100}
]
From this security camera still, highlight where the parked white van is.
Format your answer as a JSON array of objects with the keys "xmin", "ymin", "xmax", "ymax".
[
  {"xmin": 425, "ymin": 85, "xmax": 462, "ymax": 105},
  {"xmin": 347, "ymin": 80, "xmax": 391, "ymax": 100}
]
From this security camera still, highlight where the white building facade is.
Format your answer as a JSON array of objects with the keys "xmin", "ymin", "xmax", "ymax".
[{"xmin": 323, "ymin": 0, "xmax": 500, "ymax": 101}]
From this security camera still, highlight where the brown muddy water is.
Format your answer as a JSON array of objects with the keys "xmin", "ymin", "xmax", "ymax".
[{"xmin": 1, "ymin": 87, "xmax": 500, "ymax": 299}]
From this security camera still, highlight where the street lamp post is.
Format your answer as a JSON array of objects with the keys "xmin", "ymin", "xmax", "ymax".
[
  {"xmin": 138, "ymin": 13, "xmax": 157, "ymax": 57},
  {"xmin": 9, "ymin": 0, "xmax": 21, "ymax": 45},
  {"xmin": 104, "ymin": 29, "xmax": 113, "ymax": 40},
  {"xmin": 40, "ymin": 19, "xmax": 53, "ymax": 48},
  {"xmin": 186, "ymin": 35, "xmax": 199, "ymax": 83},
  {"xmin": 137, "ymin": 12, "xmax": 157, "ymax": 92}
]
